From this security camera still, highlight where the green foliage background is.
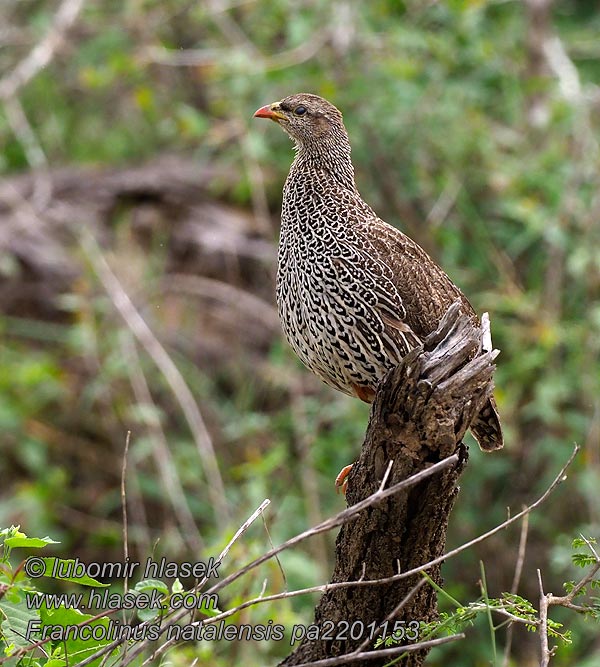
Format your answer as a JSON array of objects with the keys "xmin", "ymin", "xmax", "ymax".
[{"xmin": 1, "ymin": 0, "xmax": 599, "ymax": 665}]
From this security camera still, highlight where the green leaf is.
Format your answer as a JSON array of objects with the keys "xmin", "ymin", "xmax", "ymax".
[
  {"xmin": 136, "ymin": 607, "xmax": 161, "ymax": 623},
  {"xmin": 4, "ymin": 536, "xmax": 59, "ymax": 549},
  {"xmin": 1, "ymin": 526, "xmax": 59, "ymax": 551},
  {"xmin": 41, "ymin": 606, "xmax": 114, "ymax": 667},
  {"xmin": 197, "ymin": 594, "xmax": 221, "ymax": 618},
  {"xmin": 133, "ymin": 579, "xmax": 169, "ymax": 596},
  {"xmin": 134, "ymin": 579, "xmax": 169, "ymax": 622},
  {"xmin": 0, "ymin": 596, "xmax": 40, "ymax": 652},
  {"xmin": 39, "ymin": 559, "xmax": 110, "ymax": 587},
  {"xmin": 572, "ymin": 537, "xmax": 597, "ymax": 549},
  {"xmin": 572, "ymin": 553, "xmax": 596, "ymax": 568}
]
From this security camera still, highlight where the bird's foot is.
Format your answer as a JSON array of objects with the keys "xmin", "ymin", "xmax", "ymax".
[{"xmin": 335, "ymin": 463, "xmax": 354, "ymax": 495}]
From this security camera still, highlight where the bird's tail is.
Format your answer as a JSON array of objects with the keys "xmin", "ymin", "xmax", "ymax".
[{"xmin": 470, "ymin": 396, "xmax": 503, "ymax": 451}]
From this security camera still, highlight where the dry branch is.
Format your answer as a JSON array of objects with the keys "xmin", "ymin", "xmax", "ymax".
[
  {"xmin": 281, "ymin": 302, "xmax": 498, "ymax": 667},
  {"xmin": 0, "ymin": 0, "xmax": 86, "ymax": 101}
]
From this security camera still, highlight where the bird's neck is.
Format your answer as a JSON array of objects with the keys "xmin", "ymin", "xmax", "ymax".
[{"xmin": 291, "ymin": 134, "xmax": 356, "ymax": 192}]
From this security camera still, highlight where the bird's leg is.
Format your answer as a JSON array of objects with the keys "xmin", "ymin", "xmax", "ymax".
[{"xmin": 334, "ymin": 383, "xmax": 375, "ymax": 494}]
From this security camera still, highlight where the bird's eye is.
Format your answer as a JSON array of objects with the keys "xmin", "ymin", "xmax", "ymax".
[{"xmin": 294, "ymin": 105, "xmax": 307, "ymax": 116}]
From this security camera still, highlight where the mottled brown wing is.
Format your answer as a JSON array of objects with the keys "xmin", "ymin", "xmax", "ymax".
[
  {"xmin": 364, "ymin": 218, "xmax": 476, "ymax": 339},
  {"xmin": 471, "ymin": 396, "xmax": 504, "ymax": 450},
  {"xmin": 352, "ymin": 214, "xmax": 504, "ymax": 451}
]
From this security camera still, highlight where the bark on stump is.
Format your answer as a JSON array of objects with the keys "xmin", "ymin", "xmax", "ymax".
[{"xmin": 281, "ymin": 302, "xmax": 498, "ymax": 667}]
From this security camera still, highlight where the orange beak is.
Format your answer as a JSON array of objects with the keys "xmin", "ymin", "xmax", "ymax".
[{"xmin": 254, "ymin": 104, "xmax": 286, "ymax": 122}]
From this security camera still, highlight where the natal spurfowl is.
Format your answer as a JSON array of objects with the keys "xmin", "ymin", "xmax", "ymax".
[{"xmin": 254, "ymin": 93, "xmax": 503, "ymax": 470}]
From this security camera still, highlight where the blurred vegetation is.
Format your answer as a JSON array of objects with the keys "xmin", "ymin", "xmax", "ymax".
[{"xmin": 1, "ymin": 0, "xmax": 599, "ymax": 665}]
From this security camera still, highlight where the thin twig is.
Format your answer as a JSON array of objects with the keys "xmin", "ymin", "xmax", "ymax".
[
  {"xmin": 121, "ymin": 430, "xmax": 131, "ymax": 593},
  {"xmin": 206, "ymin": 455, "xmax": 460, "ymax": 597},
  {"xmin": 353, "ymin": 578, "xmax": 427, "ymax": 656},
  {"xmin": 0, "ymin": 0, "xmax": 86, "ymax": 100},
  {"xmin": 80, "ymin": 231, "xmax": 229, "ymax": 523},
  {"xmin": 378, "ymin": 460, "xmax": 394, "ymax": 492},
  {"xmin": 397, "ymin": 445, "xmax": 577, "ymax": 584},
  {"xmin": 119, "ymin": 499, "xmax": 272, "ymax": 667},
  {"xmin": 290, "ymin": 634, "xmax": 465, "ymax": 667},
  {"xmin": 120, "ymin": 431, "xmax": 131, "ymax": 667},
  {"xmin": 502, "ymin": 510, "xmax": 529, "ymax": 667},
  {"xmin": 510, "ymin": 510, "xmax": 530, "ymax": 594},
  {"xmin": 141, "ymin": 25, "xmax": 327, "ymax": 72},
  {"xmin": 206, "ymin": 0, "xmax": 261, "ymax": 56},
  {"xmin": 3, "ymin": 96, "xmax": 52, "ymax": 209},
  {"xmin": 121, "ymin": 333, "xmax": 205, "ymax": 553},
  {"xmin": 426, "ymin": 176, "xmax": 461, "ymax": 229},
  {"xmin": 238, "ymin": 130, "xmax": 272, "ymax": 235},
  {"xmin": 219, "ymin": 499, "xmax": 271, "ymax": 563},
  {"xmin": 261, "ymin": 512, "xmax": 287, "ymax": 590},
  {"xmin": 547, "ymin": 535, "xmax": 600, "ymax": 606},
  {"xmin": 165, "ymin": 274, "xmax": 279, "ymax": 330},
  {"xmin": 538, "ymin": 569, "xmax": 551, "ymax": 667},
  {"xmin": 289, "ymin": 378, "xmax": 328, "ymax": 576}
]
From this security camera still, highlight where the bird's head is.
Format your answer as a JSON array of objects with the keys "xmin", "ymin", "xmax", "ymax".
[{"xmin": 254, "ymin": 93, "xmax": 347, "ymax": 150}]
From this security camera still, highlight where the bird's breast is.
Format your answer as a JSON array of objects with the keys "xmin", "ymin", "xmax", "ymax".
[{"xmin": 275, "ymin": 212, "xmax": 414, "ymax": 396}]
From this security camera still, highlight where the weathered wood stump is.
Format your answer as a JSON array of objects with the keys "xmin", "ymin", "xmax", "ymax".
[{"xmin": 281, "ymin": 302, "xmax": 498, "ymax": 667}]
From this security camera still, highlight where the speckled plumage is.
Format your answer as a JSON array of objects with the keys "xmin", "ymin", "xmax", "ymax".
[{"xmin": 255, "ymin": 93, "xmax": 502, "ymax": 451}]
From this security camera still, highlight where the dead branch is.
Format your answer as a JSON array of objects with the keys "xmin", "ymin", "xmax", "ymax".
[
  {"xmin": 0, "ymin": 158, "xmax": 274, "ymax": 339},
  {"xmin": 0, "ymin": 0, "xmax": 86, "ymax": 101}
]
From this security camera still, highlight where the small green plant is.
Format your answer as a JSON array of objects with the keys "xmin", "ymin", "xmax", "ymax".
[
  {"xmin": 1, "ymin": 526, "xmax": 117, "ymax": 666},
  {"xmin": 0, "ymin": 526, "xmax": 181, "ymax": 666},
  {"xmin": 375, "ymin": 537, "xmax": 600, "ymax": 665}
]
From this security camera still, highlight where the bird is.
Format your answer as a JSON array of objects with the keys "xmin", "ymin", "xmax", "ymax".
[{"xmin": 254, "ymin": 93, "xmax": 503, "ymax": 487}]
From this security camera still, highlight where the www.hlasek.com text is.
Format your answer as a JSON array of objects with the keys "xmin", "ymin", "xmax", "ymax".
[{"xmin": 26, "ymin": 588, "xmax": 219, "ymax": 612}]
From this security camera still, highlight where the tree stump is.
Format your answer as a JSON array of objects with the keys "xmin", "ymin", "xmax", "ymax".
[{"xmin": 281, "ymin": 302, "xmax": 499, "ymax": 667}]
